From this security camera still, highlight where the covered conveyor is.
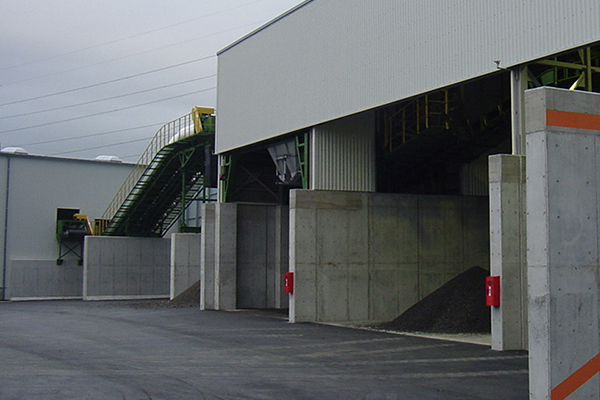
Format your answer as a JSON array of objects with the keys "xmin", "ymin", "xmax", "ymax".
[{"xmin": 101, "ymin": 107, "xmax": 216, "ymax": 237}]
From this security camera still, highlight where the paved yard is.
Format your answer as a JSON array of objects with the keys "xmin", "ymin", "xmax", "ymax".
[{"xmin": 0, "ymin": 301, "xmax": 528, "ymax": 399}]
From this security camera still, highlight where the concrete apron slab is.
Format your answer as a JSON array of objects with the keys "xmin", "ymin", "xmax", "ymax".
[
  {"xmin": 325, "ymin": 322, "xmax": 492, "ymax": 346},
  {"xmin": 221, "ymin": 310, "xmax": 493, "ymax": 346},
  {"xmin": 0, "ymin": 300, "xmax": 527, "ymax": 400}
]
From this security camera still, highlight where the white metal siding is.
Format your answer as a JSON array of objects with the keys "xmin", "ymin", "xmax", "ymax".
[
  {"xmin": 216, "ymin": 0, "xmax": 600, "ymax": 153},
  {"xmin": 310, "ymin": 111, "xmax": 375, "ymax": 191},
  {"xmin": 1, "ymin": 155, "xmax": 134, "ymax": 260}
]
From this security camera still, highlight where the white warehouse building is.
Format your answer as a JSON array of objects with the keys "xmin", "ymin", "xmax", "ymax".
[
  {"xmin": 203, "ymin": 1, "xmax": 600, "ymax": 399},
  {"xmin": 0, "ymin": 151, "xmax": 135, "ymax": 300}
]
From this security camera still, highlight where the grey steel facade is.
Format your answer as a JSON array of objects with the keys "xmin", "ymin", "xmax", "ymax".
[
  {"xmin": 310, "ymin": 111, "xmax": 375, "ymax": 191},
  {"xmin": 216, "ymin": 0, "xmax": 600, "ymax": 154}
]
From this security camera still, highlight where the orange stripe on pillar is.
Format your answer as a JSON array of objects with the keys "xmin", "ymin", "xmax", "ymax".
[
  {"xmin": 546, "ymin": 109, "xmax": 600, "ymax": 131},
  {"xmin": 551, "ymin": 352, "xmax": 600, "ymax": 400}
]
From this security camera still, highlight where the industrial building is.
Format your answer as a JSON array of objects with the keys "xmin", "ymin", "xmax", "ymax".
[
  {"xmin": 0, "ymin": 109, "xmax": 217, "ymax": 303},
  {"xmin": 7, "ymin": 1, "xmax": 600, "ymax": 398},
  {"xmin": 200, "ymin": 1, "xmax": 600, "ymax": 399},
  {"xmin": 0, "ymin": 150, "xmax": 134, "ymax": 300}
]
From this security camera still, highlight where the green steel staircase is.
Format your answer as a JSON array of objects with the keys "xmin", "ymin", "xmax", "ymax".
[{"xmin": 101, "ymin": 107, "xmax": 215, "ymax": 237}]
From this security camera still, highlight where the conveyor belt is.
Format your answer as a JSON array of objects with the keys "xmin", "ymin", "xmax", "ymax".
[{"xmin": 102, "ymin": 109, "xmax": 215, "ymax": 237}]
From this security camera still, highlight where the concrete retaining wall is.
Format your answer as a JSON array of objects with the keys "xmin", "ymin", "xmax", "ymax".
[
  {"xmin": 170, "ymin": 233, "xmax": 201, "ymax": 300},
  {"xmin": 7, "ymin": 260, "xmax": 82, "ymax": 300},
  {"xmin": 202, "ymin": 203, "xmax": 289, "ymax": 310},
  {"xmin": 526, "ymin": 87, "xmax": 600, "ymax": 399},
  {"xmin": 289, "ymin": 190, "xmax": 489, "ymax": 323},
  {"xmin": 237, "ymin": 204, "xmax": 289, "ymax": 309},
  {"xmin": 83, "ymin": 236, "xmax": 170, "ymax": 300}
]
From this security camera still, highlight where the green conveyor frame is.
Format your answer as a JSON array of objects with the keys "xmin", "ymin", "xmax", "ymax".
[{"xmin": 102, "ymin": 112, "xmax": 215, "ymax": 237}]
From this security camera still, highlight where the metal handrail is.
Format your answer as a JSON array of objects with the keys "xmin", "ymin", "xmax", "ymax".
[
  {"xmin": 101, "ymin": 113, "xmax": 195, "ymax": 221},
  {"xmin": 384, "ymin": 90, "xmax": 454, "ymax": 152}
]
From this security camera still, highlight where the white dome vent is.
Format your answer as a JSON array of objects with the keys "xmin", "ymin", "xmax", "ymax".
[
  {"xmin": 1, "ymin": 147, "xmax": 28, "ymax": 155},
  {"xmin": 95, "ymin": 155, "xmax": 123, "ymax": 163}
]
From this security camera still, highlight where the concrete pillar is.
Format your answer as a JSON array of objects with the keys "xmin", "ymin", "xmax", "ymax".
[
  {"xmin": 526, "ymin": 87, "xmax": 600, "ymax": 400},
  {"xmin": 289, "ymin": 190, "xmax": 318, "ymax": 323},
  {"xmin": 214, "ymin": 202, "xmax": 237, "ymax": 310},
  {"xmin": 200, "ymin": 203, "xmax": 216, "ymax": 310},
  {"xmin": 489, "ymin": 154, "xmax": 527, "ymax": 351}
]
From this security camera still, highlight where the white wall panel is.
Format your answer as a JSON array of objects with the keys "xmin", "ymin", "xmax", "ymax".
[
  {"xmin": 0, "ymin": 154, "xmax": 134, "ymax": 299},
  {"xmin": 217, "ymin": 0, "xmax": 600, "ymax": 153},
  {"xmin": 3, "ymin": 155, "xmax": 134, "ymax": 260}
]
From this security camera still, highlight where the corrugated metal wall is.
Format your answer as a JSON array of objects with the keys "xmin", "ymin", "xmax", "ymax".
[
  {"xmin": 216, "ymin": 0, "xmax": 600, "ymax": 153},
  {"xmin": 310, "ymin": 111, "xmax": 375, "ymax": 192},
  {"xmin": 461, "ymin": 155, "xmax": 490, "ymax": 196}
]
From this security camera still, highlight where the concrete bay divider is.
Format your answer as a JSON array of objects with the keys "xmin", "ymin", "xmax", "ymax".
[
  {"xmin": 7, "ymin": 260, "xmax": 83, "ymax": 300},
  {"xmin": 289, "ymin": 190, "xmax": 490, "ymax": 323},
  {"xmin": 526, "ymin": 87, "xmax": 600, "ymax": 399},
  {"xmin": 83, "ymin": 236, "xmax": 170, "ymax": 300},
  {"xmin": 201, "ymin": 203, "xmax": 289, "ymax": 311}
]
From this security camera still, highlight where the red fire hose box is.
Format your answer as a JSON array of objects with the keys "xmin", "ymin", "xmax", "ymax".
[
  {"xmin": 284, "ymin": 272, "xmax": 294, "ymax": 294},
  {"xmin": 485, "ymin": 276, "xmax": 500, "ymax": 307}
]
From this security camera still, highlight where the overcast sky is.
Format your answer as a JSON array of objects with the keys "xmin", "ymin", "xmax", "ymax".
[{"xmin": 0, "ymin": 0, "xmax": 302, "ymax": 162}]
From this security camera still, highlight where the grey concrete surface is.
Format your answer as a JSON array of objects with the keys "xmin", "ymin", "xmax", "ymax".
[
  {"xmin": 170, "ymin": 233, "xmax": 201, "ymax": 300},
  {"xmin": 237, "ymin": 204, "xmax": 289, "ymax": 310},
  {"xmin": 236, "ymin": 204, "xmax": 273, "ymax": 309},
  {"xmin": 289, "ymin": 190, "xmax": 489, "ymax": 324},
  {"xmin": 214, "ymin": 202, "xmax": 237, "ymax": 310},
  {"xmin": 0, "ymin": 301, "xmax": 528, "ymax": 400},
  {"xmin": 83, "ymin": 236, "xmax": 170, "ymax": 301},
  {"xmin": 488, "ymin": 154, "xmax": 528, "ymax": 351},
  {"xmin": 526, "ymin": 87, "xmax": 600, "ymax": 399},
  {"xmin": 200, "ymin": 203, "xmax": 216, "ymax": 310},
  {"xmin": 7, "ymin": 260, "xmax": 83, "ymax": 300}
]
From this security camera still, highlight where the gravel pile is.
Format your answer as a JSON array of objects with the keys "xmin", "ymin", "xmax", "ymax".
[
  {"xmin": 123, "ymin": 281, "xmax": 200, "ymax": 309},
  {"xmin": 166, "ymin": 280, "xmax": 200, "ymax": 308},
  {"xmin": 376, "ymin": 266, "xmax": 491, "ymax": 334}
]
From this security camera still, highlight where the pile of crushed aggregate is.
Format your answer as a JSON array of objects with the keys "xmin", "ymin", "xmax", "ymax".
[{"xmin": 376, "ymin": 266, "xmax": 491, "ymax": 334}]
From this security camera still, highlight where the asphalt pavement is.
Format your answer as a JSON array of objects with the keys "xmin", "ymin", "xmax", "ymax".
[{"xmin": 0, "ymin": 300, "xmax": 528, "ymax": 399}]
